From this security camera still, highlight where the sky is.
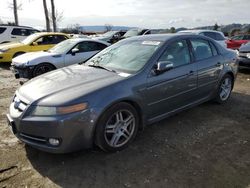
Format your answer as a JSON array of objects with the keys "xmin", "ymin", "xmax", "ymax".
[{"xmin": 0, "ymin": 0, "xmax": 249, "ymax": 29}]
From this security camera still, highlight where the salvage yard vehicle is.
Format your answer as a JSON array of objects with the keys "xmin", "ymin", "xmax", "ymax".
[
  {"xmin": 93, "ymin": 30, "xmax": 126, "ymax": 44},
  {"xmin": 178, "ymin": 30, "xmax": 227, "ymax": 48},
  {"xmin": 0, "ymin": 32, "xmax": 69, "ymax": 63},
  {"xmin": 226, "ymin": 34, "xmax": 250, "ymax": 50},
  {"xmin": 11, "ymin": 38, "xmax": 109, "ymax": 79},
  {"xmin": 6, "ymin": 34, "xmax": 238, "ymax": 153},
  {"xmin": 238, "ymin": 42, "xmax": 250, "ymax": 69},
  {"xmin": 122, "ymin": 28, "xmax": 149, "ymax": 39},
  {"xmin": 0, "ymin": 25, "xmax": 40, "ymax": 44}
]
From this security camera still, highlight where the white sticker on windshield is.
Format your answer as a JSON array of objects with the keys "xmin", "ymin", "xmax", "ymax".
[
  {"xmin": 118, "ymin": 72, "xmax": 131, "ymax": 77},
  {"xmin": 142, "ymin": 41, "xmax": 161, "ymax": 46}
]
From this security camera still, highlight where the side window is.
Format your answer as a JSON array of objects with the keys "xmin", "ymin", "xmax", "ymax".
[
  {"xmin": 27, "ymin": 29, "xmax": 39, "ymax": 35},
  {"xmin": 210, "ymin": 42, "xmax": 218, "ymax": 56},
  {"xmin": 203, "ymin": 32, "xmax": 216, "ymax": 40},
  {"xmin": 0, "ymin": 27, "xmax": 7, "ymax": 34},
  {"xmin": 75, "ymin": 42, "xmax": 107, "ymax": 52},
  {"xmin": 243, "ymin": 35, "xmax": 250, "ymax": 40},
  {"xmin": 190, "ymin": 39, "xmax": 213, "ymax": 61},
  {"xmin": 52, "ymin": 35, "xmax": 68, "ymax": 44},
  {"xmin": 35, "ymin": 36, "xmax": 54, "ymax": 45},
  {"xmin": 215, "ymin": 33, "xmax": 225, "ymax": 41},
  {"xmin": 11, "ymin": 28, "xmax": 29, "ymax": 36},
  {"xmin": 159, "ymin": 40, "xmax": 191, "ymax": 67}
]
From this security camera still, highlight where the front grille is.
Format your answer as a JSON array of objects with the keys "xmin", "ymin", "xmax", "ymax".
[{"xmin": 13, "ymin": 95, "xmax": 28, "ymax": 112}]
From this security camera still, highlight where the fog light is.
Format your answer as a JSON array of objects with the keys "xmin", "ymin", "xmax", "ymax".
[{"xmin": 48, "ymin": 138, "xmax": 60, "ymax": 146}]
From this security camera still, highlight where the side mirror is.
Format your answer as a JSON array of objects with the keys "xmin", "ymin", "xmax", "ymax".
[
  {"xmin": 32, "ymin": 42, "xmax": 38, "ymax": 46},
  {"xmin": 154, "ymin": 61, "xmax": 174, "ymax": 75},
  {"xmin": 71, "ymin": 48, "xmax": 79, "ymax": 56}
]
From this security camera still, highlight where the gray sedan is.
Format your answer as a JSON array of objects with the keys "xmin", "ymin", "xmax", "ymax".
[{"xmin": 7, "ymin": 34, "xmax": 238, "ymax": 153}]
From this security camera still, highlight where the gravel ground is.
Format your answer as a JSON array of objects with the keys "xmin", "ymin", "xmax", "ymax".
[{"xmin": 0, "ymin": 62, "xmax": 250, "ymax": 188}]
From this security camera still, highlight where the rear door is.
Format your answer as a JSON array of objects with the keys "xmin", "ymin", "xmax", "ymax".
[
  {"xmin": 190, "ymin": 38, "xmax": 223, "ymax": 99},
  {"xmin": 64, "ymin": 41, "xmax": 107, "ymax": 66},
  {"xmin": 145, "ymin": 39, "xmax": 198, "ymax": 121}
]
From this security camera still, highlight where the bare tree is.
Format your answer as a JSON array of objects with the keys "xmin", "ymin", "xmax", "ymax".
[
  {"xmin": 43, "ymin": 0, "xmax": 51, "ymax": 31},
  {"xmin": 9, "ymin": 0, "xmax": 22, "ymax": 25},
  {"xmin": 104, "ymin": 24, "xmax": 113, "ymax": 32},
  {"xmin": 50, "ymin": 0, "xmax": 56, "ymax": 31}
]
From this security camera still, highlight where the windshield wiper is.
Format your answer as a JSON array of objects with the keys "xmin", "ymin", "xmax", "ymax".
[{"xmin": 88, "ymin": 64, "xmax": 117, "ymax": 73}]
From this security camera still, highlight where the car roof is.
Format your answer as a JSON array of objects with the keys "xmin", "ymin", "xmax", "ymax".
[
  {"xmin": 126, "ymin": 33, "xmax": 204, "ymax": 42},
  {"xmin": 0, "ymin": 24, "xmax": 36, "ymax": 29},
  {"xmin": 179, "ymin": 30, "xmax": 223, "ymax": 34},
  {"xmin": 66, "ymin": 38, "xmax": 110, "ymax": 46}
]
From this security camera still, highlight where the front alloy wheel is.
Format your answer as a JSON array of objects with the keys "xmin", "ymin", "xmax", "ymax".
[
  {"xmin": 215, "ymin": 74, "xmax": 233, "ymax": 103},
  {"xmin": 95, "ymin": 103, "xmax": 139, "ymax": 152}
]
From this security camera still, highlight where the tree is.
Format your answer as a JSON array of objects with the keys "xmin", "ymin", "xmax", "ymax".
[
  {"xmin": 43, "ymin": 0, "xmax": 51, "ymax": 31},
  {"xmin": 9, "ymin": 0, "xmax": 22, "ymax": 25},
  {"xmin": 104, "ymin": 24, "xmax": 113, "ymax": 32},
  {"xmin": 50, "ymin": 0, "xmax": 56, "ymax": 31},
  {"xmin": 213, "ymin": 23, "xmax": 219, "ymax": 31},
  {"xmin": 230, "ymin": 28, "xmax": 241, "ymax": 37},
  {"xmin": 170, "ymin": 27, "xmax": 176, "ymax": 33}
]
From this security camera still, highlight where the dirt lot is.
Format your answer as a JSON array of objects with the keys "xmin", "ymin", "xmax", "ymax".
[{"xmin": 0, "ymin": 63, "xmax": 250, "ymax": 188}]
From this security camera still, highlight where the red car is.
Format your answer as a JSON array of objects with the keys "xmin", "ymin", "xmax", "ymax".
[{"xmin": 226, "ymin": 34, "xmax": 250, "ymax": 49}]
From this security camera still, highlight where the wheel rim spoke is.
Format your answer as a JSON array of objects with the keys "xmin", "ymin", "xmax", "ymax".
[{"xmin": 104, "ymin": 109, "xmax": 135, "ymax": 148}]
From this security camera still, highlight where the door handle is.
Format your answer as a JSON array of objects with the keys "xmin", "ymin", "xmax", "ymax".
[
  {"xmin": 216, "ymin": 62, "xmax": 221, "ymax": 67},
  {"xmin": 11, "ymin": 36, "xmax": 16, "ymax": 38},
  {"xmin": 187, "ymin": 70, "xmax": 194, "ymax": 76}
]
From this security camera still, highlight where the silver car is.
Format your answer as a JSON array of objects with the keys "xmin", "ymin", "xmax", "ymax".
[{"xmin": 7, "ymin": 34, "xmax": 238, "ymax": 153}]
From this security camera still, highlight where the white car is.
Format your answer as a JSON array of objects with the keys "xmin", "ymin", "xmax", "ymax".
[
  {"xmin": 178, "ymin": 30, "xmax": 227, "ymax": 48},
  {"xmin": 0, "ymin": 25, "xmax": 39, "ymax": 44},
  {"xmin": 11, "ymin": 38, "xmax": 109, "ymax": 79}
]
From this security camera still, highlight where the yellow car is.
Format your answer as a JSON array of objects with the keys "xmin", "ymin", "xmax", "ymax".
[{"xmin": 0, "ymin": 32, "xmax": 70, "ymax": 63}]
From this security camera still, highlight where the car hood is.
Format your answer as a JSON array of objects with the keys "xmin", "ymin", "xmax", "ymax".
[
  {"xmin": 12, "ymin": 51, "xmax": 58, "ymax": 64},
  {"xmin": 17, "ymin": 65, "xmax": 125, "ymax": 106},
  {"xmin": 0, "ymin": 42, "xmax": 24, "ymax": 50}
]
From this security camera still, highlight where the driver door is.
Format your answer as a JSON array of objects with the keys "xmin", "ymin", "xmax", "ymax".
[{"xmin": 144, "ymin": 39, "xmax": 198, "ymax": 121}]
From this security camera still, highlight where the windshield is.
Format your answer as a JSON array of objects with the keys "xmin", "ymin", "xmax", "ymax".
[
  {"xmin": 21, "ymin": 33, "xmax": 40, "ymax": 45},
  {"xmin": 124, "ymin": 29, "xmax": 140, "ymax": 38},
  {"xmin": 86, "ymin": 40, "xmax": 162, "ymax": 74},
  {"xmin": 102, "ymin": 31, "xmax": 117, "ymax": 37},
  {"xmin": 48, "ymin": 39, "xmax": 76, "ymax": 54}
]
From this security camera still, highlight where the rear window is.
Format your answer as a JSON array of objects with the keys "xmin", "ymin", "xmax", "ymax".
[
  {"xmin": 215, "ymin": 33, "xmax": 225, "ymax": 41},
  {"xmin": 202, "ymin": 32, "xmax": 216, "ymax": 40},
  {"xmin": 0, "ymin": 27, "xmax": 7, "ymax": 34}
]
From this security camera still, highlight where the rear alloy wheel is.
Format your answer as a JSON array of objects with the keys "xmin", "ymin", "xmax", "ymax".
[
  {"xmin": 95, "ymin": 103, "xmax": 139, "ymax": 152},
  {"xmin": 32, "ymin": 63, "xmax": 55, "ymax": 77},
  {"xmin": 215, "ymin": 74, "xmax": 233, "ymax": 103}
]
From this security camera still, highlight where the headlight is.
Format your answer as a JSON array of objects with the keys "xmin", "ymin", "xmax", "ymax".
[
  {"xmin": 0, "ymin": 48, "xmax": 10, "ymax": 53},
  {"xmin": 31, "ymin": 103, "xmax": 88, "ymax": 116},
  {"xmin": 247, "ymin": 53, "xmax": 250, "ymax": 58}
]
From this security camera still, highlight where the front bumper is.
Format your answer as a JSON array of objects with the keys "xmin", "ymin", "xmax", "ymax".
[
  {"xmin": 10, "ymin": 64, "xmax": 34, "ymax": 79},
  {"xmin": 238, "ymin": 57, "xmax": 250, "ymax": 68},
  {"xmin": 0, "ymin": 52, "xmax": 12, "ymax": 62},
  {"xmin": 7, "ymin": 99, "xmax": 97, "ymax": 153}
]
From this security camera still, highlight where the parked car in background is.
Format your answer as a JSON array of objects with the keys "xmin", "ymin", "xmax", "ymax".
[
  {"xmin": 226, "ymin": 34, "xmax": 250, "ymax": 50},
  {"xmin": 6, "ymin": 34, "xmax": 238, "ymax": 153},
  {"xmin": 93, "ymin": 31, "xmax": 126, "ymax": 44},
  {"xmin": 11, "ymin": 38, "xmax": 109, "ymax": 79},
  {"xmin": 143, "ymin": 29, "xmax": 166, "ymax": 35},
  {"xmin": 70, "ymin": 34, "xmax": 89, "ymax": 39},
  {"xmin": 178, "ymin": 30, "xmax": 227, "ymax": 48},
  {"xmin": 0, "ymin": 25, "xmax": 40, "ymax": 44},
  {"xmin": 0, "ymin": 32, "xmax": 69, "ymax": 63},
  {"xmin": 122, "ymin": 28, "xmax": 149, "ymax": 39},
  {"xmin": 238, "ymin": 42, "xmax": 250, "ymax": 68}
]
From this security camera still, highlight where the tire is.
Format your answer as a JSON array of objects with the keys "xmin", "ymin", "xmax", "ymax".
[
  {"xmin": 215, "ymin": 74, "xmax": 233, "ymax": 104},
  {"xmin": 32, "ymin": 63, "xmax": 55, "ymax": 77},
  {"xmin": 95, "ymin": 102, "xmax": 139, "ymax": 152},
  {"xmin": 13, "ymin": 52, "xmax": 25, "ymax": 58}
]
